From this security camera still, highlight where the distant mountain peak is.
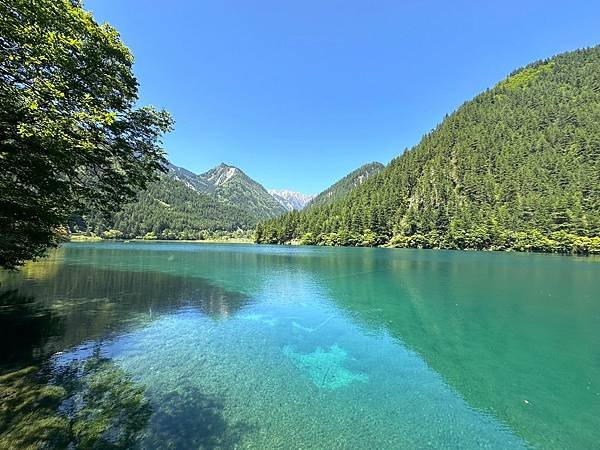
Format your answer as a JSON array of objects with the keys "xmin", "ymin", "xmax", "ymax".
[
  {"xmin": 215, "ymin": 162, "xmax": 238, "ymax": 171},
  {"xmin": 204, "ymin": 164, "xmax": 240, "ymax": 187},
  {"xmin": 268, "ymin": 189, "xmax": 314, "ymax": 211},
  {"xmin": 163, "ymin": 161, "xmax": 286, "ymax": 219}
]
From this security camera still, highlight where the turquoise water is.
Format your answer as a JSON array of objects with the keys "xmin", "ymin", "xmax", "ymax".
[{"xmin": 1, "ymin": 242, "xmax": 599, "ymax": 448}]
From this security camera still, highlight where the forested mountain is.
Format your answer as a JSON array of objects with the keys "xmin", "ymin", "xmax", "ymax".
[
  {"xmin": 268, "ymin": 190, "xmax": 314, "ymax": 211},
  {"xmin": 78, "ymin": 163, "xmax": 285, "ymax": 239},
  {"xmin": 200, "ymin": 164, "xmax": 286, "ymax": 219},
  {"xmin": 256, "ymin": 46, "xmax": 600, "ymax": 254},
  {"xmin": 306, "ymin": 162, "xmax": 385, "ymax": 208}
]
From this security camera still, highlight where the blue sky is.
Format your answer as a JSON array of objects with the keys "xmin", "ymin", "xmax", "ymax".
[{"xmin": 85, "ymin": 0, "xmax": 600, "ymax": 193}]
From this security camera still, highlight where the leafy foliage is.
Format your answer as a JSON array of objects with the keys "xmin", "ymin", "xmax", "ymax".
[
  {"xmin": 256, "ymin": 47, "xmax": 600, "ymax": 255},
  {"xmin": 0, "ymin": 0, "xmax": 172, "ymax": 268}
]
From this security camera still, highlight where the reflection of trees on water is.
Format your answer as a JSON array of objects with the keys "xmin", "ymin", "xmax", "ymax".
[
  {"xmin": 0, "ymin": 264, "xmax": 251, "ymax": 449},
  {"xmin": 18, "ymin": 263, "xmax": 249, "ymax": 319},
  {"xmin": 294, "ymin": 250, "xmax": 600, "ymax": 450},
  {"xmin": 0, "ymin": 263, "xmax": 252, "ymax": 449},
  {"xmin": 0, "ymin": 266, "xmax": 248, "ymax": 370},
  {"xmin": 0, "ymin": 289, "xmax": 64, "ymax": 369}
]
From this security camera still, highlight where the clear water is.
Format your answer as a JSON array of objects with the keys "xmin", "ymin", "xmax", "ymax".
[{"xmin": 1, "ymin": 242, "xmax": 599, "ymax": 449}]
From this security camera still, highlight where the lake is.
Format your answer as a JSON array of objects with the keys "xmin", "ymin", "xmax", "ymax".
[{"xmin": 1, "ymin": 242, "xmax": 599, "ymax": 449}]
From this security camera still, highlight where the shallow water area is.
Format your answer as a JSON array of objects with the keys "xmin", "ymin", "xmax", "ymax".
[{"xmin": 1, "ymin": 242, "xmax": 599, "ymax": 448}]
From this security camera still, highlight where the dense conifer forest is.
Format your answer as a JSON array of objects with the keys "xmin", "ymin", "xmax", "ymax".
[
  {"xmin": 76, "ymin": 174, "xmax": 257, "ymax": 240},
  {"xmin": 255, "ymin": 47, "xmax": 600, "ymax": 254},
  {"xmin": 306, "ymin": 162, "xmax": 384, "ymax": 208}
]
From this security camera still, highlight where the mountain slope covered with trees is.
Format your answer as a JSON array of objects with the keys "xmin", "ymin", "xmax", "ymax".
[
  {"xmin": 78, "ymin": 163, "xmax": 284, "ymax": 239},
  {"xmin": 200, "ymin": 164, "xmax": 286, "ymax": 219},
  {"xmin": 256, "ymin": 46, "xmax": 600, "ymax": 254},
  {"xmin": 306, "ymin": 162, "xmax": 384, "ymax": 208},
  {"xmin": 78, "ymin": 175, "xmax": 256, "ymax": 239}
]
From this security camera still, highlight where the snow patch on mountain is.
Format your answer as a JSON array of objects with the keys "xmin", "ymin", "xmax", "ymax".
[{"xmin": 268, "ymin": 189, "xmax": 315, "ymax": 211}]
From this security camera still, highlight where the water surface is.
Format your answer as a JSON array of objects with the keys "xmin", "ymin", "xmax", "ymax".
[{"xmin": 1, "ymin": 242, "xmax": 599, "ymax": 448}]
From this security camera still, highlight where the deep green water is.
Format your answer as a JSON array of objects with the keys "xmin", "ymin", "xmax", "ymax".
[{"xmin": 1, "ymin": 242, "xmax": 599, "ymax": 449}]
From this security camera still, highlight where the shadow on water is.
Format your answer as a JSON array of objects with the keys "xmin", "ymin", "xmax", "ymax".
[{"xmin": 143, "ymin": 385, "xmax": 252, "ymax": 450}]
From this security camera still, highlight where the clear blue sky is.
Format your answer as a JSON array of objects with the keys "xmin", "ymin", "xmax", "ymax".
[{"xmin": 85, "ymin": 0, "xmax": 600, "ymax": 193}]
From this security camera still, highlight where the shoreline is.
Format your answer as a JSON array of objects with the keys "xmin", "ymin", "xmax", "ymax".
[
  {"xmin": 67, "ymin": 234, "xmax": 600, "ymax": 257},
  {"xmin": 69, "ymin": 236, "xmax": 254, "ymax": 244}
]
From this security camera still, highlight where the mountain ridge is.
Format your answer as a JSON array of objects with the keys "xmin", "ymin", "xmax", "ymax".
[
  {"xmin": 306, "ymin": 162, "xmax": 385, "ymax": 208},
  {"xmin": 195, "ymin": 163, "xmax": 286, "ymax": 219}
]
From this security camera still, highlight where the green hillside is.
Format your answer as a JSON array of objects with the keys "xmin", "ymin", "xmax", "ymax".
[
  {"xmin": 256, "ymin": 46, "xmax": 600, "ymax": 254},
  {"xmin": 77, "ymin": 162, "xmax": 285, "ymax": 239},
  {"xmin": 78, "ymin": 175, "xmax": 257, "ymax": 239},
  {"xmin": 307, "ymin": 162, "xmax": 384, "ymax": 208}
]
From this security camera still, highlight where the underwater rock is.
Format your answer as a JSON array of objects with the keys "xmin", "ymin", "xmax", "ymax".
[{"xmin": 282, "ymin": 344, "xmax": 368, "ymax": 390}]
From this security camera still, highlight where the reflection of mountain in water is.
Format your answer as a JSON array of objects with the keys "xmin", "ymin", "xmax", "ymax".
[{"xmin": 0, "ymin": 265, "xmax": 248, "ymax": 371}]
